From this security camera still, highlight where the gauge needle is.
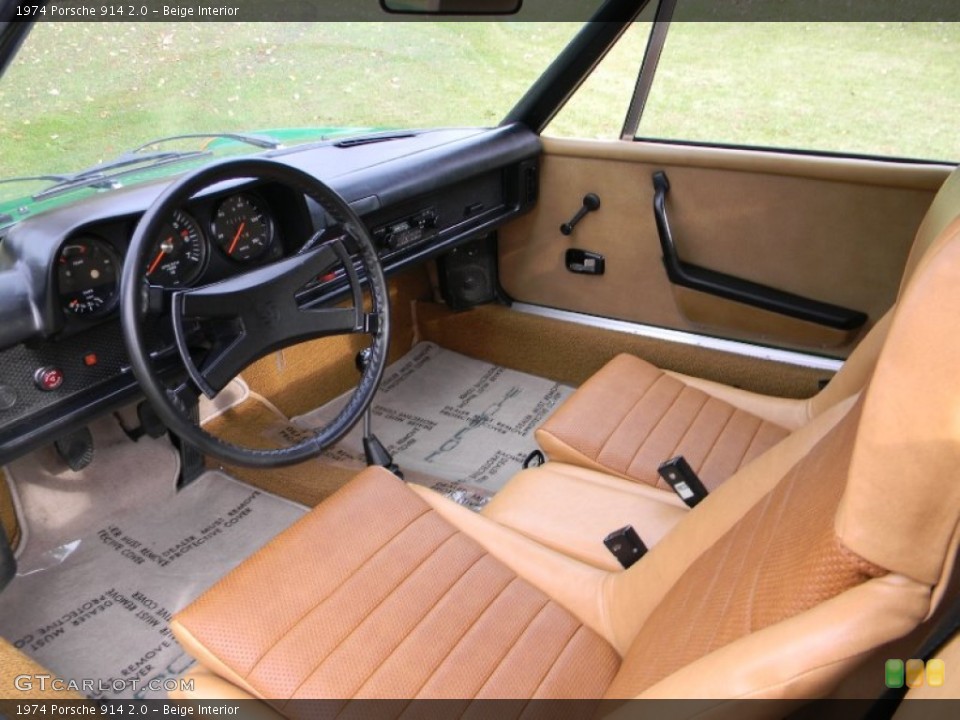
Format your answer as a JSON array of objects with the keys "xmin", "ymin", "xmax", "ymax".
[
  {"xmin": 227, "ymin": 222, "xmax": 246, "ymax": 256},
  {"xmin": 147, "ymin": 242, "xmax": 170, "ymax": 276}
]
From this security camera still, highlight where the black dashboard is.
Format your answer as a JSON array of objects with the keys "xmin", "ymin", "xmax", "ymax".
[
  {"xmin": 0, "ymin": 124, "xmax": 541, "ymax": 463},
  {"xmin": 53, "ymin": 182, "xmax": 315, "ymax": 339}
]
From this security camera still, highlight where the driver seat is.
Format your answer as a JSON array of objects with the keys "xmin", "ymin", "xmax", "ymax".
[{"xmin": 168, "ymin": 217, "xmax": 960, "ymax": 710}]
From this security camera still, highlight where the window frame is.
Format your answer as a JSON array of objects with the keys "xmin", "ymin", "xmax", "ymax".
[{"xmin": 615, "ymin": 2, "xmax": 958, "ymax": 165}]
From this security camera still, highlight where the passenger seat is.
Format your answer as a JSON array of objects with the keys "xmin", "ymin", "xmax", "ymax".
[{"xmin": 537, "ymin": 167, "xmax": 960, "ymax": 493}]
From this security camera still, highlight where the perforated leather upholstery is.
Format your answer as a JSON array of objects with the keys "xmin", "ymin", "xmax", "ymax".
[
  {"xmin": 537, "ymin": 354, "xmax": 790, "ymax": 491},
  {"xmin": 171, "ymin": 470, "xmax": 620, "ymax": 706}
]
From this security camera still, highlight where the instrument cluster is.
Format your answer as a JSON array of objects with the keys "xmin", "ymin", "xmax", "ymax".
[{"xmin": 55, "ymin": 191, "xmax": 279, "ymax": 320}]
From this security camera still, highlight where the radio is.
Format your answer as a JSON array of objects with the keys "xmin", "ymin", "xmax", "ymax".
[{"xmin": 372, "ymin": 207, "xmax": 439, "ymax": 253}]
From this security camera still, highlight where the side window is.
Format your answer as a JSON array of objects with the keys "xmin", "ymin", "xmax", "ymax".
[
  {"xmin": 636, "ymin": 22, "xmax": 960, "ymax": 162},
  {"xmin": 545, "ymin": 21, "xmax": 652, "ymax": 140}
]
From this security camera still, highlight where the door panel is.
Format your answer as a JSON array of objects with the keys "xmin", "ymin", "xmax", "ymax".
[{"xmin": 499, "ymin": 138, "xmax": 949, "ymax": 357}]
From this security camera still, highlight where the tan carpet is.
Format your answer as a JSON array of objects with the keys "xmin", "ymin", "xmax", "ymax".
[
  {"xmin": 0, "ymin": 637, "xmax": 85, "ymax": 701},
  {"xmin": 0, "ymin": 469, "xmax": 19, "ymax": 554},
  {"xmin": 202, "ymin": 395, "xmax": 360, "ymax": 508},
  {"xmin": 241, "ymin": 266, "xmax": 431, "ymax": 418},
  {"xmin": 415, "ymin": 300, "xmax": 827, "ymax": 399}
]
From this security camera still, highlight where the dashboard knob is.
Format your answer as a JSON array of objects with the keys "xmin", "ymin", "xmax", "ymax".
[{"xmin": 34, "ymin": 366, "xmax": 64, "ymax": 392}]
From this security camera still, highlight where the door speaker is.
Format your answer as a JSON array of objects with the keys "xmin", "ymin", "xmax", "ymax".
[{"xmin": 438, "ymin": 236, "xmax": 498, "ymax": 311}]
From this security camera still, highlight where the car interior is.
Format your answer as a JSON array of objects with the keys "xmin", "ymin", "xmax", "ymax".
[{"xmin": 0, "ymin": 1, "xmax": 959, "ymax": 717}]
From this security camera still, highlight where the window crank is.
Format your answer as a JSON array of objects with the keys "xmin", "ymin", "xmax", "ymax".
[{"xmin": 560, "ymin": 193, "xmax": 601, "ymax": 236}]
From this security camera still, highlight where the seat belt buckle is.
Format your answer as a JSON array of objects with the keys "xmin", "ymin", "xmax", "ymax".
[
  {"xmin": 658, "ymin": 456, "xmax": 709, "ymax": 508},
  {"xmin": 603, "ymin": 525, "xmax": 647, "ymax": 569}
]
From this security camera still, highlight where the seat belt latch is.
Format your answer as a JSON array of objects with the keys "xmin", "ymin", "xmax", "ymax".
[
  {"xmin": 603, "ymin": 525, "xmax": 647, "ymax": 569},
  {"xmin": 658, "ymin": 455, "xmax": 709, "ymax": 508}
]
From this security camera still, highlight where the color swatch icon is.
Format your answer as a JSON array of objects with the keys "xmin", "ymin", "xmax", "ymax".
[
  {"xmin": 927, "ymin": 659, "xmax": 945, "ymax": 687},
  {"xmin": 885, "ymin": 658, "xmax": 945, "ymax": 689},
  {"xmin": 905, "ymin": 659, "xmax": 925, "ymax": 688},
  {"xmin": 886, "ymin": 659, "xmax": 904, "ymax": 689}
]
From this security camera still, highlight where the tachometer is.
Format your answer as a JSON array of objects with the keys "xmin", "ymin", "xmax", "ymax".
[
  {"xmin": 143, "ymin": 209, "xmax": 207, "ymax": 287},
  {"xmin": 57, "ymin": 236, "xmax": 120, "ymax": 317},
  {"xmin": 211, "ymin": 193, "xmax": 275, "ymax": 262}
]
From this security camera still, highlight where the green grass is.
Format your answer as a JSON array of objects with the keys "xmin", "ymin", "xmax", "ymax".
[
  {"xmin": 1, "ymin": 21, "xmax": 958, "ymax": 186},
  {"xmin": 550, "ymin": 22, "xmax": 960, "ymax": 161},
  {"xmin": 0, "ymin": 22, "xmax": 581, "ymax": 180}
]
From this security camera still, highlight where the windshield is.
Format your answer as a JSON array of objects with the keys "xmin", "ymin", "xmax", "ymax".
[{"xmin": 0, "ymin": 21, "xmax": 582, "ymax": 210}]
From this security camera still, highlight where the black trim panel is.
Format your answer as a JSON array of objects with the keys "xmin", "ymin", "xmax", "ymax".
[{"xmin": 652, "ymin": 171, "xmax": 868, "ymax": 332}]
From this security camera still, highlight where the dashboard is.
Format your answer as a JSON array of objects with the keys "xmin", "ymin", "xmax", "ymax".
[
  {"xmin": 0, "ymin": 125, "xmax": 541, "ymax": 463},
  {"xmin": 55, "ymin": 184, "xmax": 312, "ymax": 335}
]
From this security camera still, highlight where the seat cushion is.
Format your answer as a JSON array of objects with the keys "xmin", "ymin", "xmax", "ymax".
[
  {"xmin": 481, "ymin": 462, "xmax": 688, "ymax": 571},
  {"xmin": 170, "ymin": 468, "xmax": 620, "ymax": 707},
  {"xmin": 536, "ymin": 354, "xmax": 790, "ymax": 492}
]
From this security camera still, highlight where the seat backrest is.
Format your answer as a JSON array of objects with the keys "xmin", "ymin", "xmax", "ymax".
[
  {"xmin": 899, "ymin": 168, "xmax": 960, "ymax": 294},
  {"xmin": 605, "ymin": 215, "xmax": 960, "ymax": 700},
  {"xmin": 810, "ymin": 166, "xmax": 960, "ymax": 417}
]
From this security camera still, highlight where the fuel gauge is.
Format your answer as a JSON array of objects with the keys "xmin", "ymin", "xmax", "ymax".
[{"xmin": 57, "ymin": 236, "xmax": 120, "ymax": 317}]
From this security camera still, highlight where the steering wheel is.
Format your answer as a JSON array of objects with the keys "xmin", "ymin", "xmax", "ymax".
[{"xmin": 119, "ymin": 158, "xmax": 391, "ymax": 468}]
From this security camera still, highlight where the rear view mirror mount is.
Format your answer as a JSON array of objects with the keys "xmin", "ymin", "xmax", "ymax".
[{"xmin": 381, "ymin": 0, "xmax": 522, "ymax": 15}]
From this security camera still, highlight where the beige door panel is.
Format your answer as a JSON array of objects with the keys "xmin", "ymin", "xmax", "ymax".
[{"xmin": 499, "ymin": 138, "xmax": 949, "ymax": 357}]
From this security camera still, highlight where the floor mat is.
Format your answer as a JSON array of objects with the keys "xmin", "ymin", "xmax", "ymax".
[
  {"xmin": 0, "ymin": 471, "xmax": 306, "ymax": 700},
  {"xmin": 291, "ymin": 342, "xmax": 574, "ymax": 510},
  {"xmin": 5, "ymin": 414, "xmax": 180, "ymax": 575}
]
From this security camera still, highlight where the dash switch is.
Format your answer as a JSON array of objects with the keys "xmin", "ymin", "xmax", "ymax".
[{"xmin": 34, "ymin": 366, "xmax": 64, "ymax": 392}]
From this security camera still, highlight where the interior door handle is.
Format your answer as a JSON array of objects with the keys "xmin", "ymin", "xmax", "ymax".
[{"xmin": 651, "ymin": 171, "xmax": 867, "ymax": 331}]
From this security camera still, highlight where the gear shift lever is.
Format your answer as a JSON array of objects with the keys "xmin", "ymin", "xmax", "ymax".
[{"xmin": 355, "ymin": 348, "xmax": 403, "ymax": 478}]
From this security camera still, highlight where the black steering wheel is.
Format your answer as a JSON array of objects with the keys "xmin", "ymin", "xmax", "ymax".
[{"xmin": 119, "ymin": 158, "xmax": 391, "ymax": 468}]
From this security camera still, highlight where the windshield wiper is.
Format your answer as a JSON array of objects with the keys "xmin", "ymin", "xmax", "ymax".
[
  {"xmin": 31, "ymin": 149, "xmax": 209, "ymax": 201},
  {"xmin": 267, "ymin": 130, "xmax": 413, "ymax": 158},
  {"xmin": 332, "ymin": 131, "xmax": 417, "ymax": 148},
  {"xmin": 27, "ymin": 132, "xmax": 282, "ymax": 202},
  {"xmin": 0, "ymin": 172, "xmax": 114, "ymax": 189},
  {"xmin": 130, "ymin": 132, "xmax": 282, "ymax": 153}
]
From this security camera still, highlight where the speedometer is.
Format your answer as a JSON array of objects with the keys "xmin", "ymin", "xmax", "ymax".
[
  {"xmin": 143, "ymin": 209, "xmax": 207, "ymax": 287},
  {"xmin": 212, "ymin": 193, "xmax": 275, "ymax": 263},
  {"xmin": 57, "ymin": 236, "xmax": 120, "ymax": 317}
]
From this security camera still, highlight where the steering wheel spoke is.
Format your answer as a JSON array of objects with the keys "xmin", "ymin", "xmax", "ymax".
[
  {"xmin": 144, "ymin": 282, "xmax": 176, "ymax": 315},
  {"xmin": 306, "ymin": 306, "xmax": 363, "ymax": 336},
  {"xmin": 178, "ymin": 243, "xmax": 340, "ymax": 319},
  {"xmin": 194, "ymin": 332, "xmax": 261, "ymax": 398}
]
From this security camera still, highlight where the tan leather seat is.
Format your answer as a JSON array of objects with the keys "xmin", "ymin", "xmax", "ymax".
[
  {"xmin": 537, "ymin": 168, "xmax": 960, "ymax": 493},
  {"xmin": 169, "ymin": 215, "xmax": 960, "ymax": 708},
  {"xmin": 481, "ymin": 460, "xmax": 689, "ymax": 571}
]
